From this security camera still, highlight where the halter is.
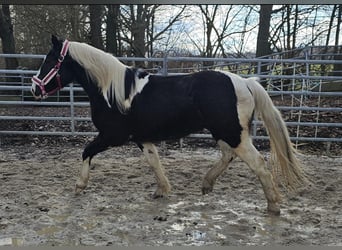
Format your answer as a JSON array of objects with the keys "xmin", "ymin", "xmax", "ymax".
[{"xmin": 32, "ymin": 40, "xmax": 70, "ymax": 98}]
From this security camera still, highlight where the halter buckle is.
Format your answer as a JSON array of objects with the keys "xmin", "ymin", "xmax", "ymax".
[{"xmin": 58, "ymin": 55, "xmax": 64, "ymax": 62}]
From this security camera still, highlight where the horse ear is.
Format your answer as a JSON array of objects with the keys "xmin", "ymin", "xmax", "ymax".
[{"xmin": 51, "ymin": 35, "xmax": 60, "ymax": 49}]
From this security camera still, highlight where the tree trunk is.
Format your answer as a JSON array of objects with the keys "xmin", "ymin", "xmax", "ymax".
[
  {"xmin": 322, "ymin": 5, "xmax": 337, "ymax": 76},
  {"xmin": 199, "ymin": 5, "xmax": 218, "ymax": 68},
  {"xmin": 70, "ymin": 5, "xmax": 81, "ymax": 41},
  {"xmin": 292, "ymin": 5, "xmax": 298, "ymax": 54},
  {"xmin": 286, "ymin": 5, "xmax": 291, "ymax": 53},
  {"xmin": 256, "ymin": 5, "xmax": 273, "ymax": 58},
  {"xmin": 333, "ymin": 5, "xmax": 342, "ymax": 76},
  {"xmin": 106, "ymin": 4, "xmax": 120, "ymax": 55},
  {"xmin": 256, "ymin": 4, "xmax": 273, "ymax": 84},
  {"xmin": 0, "ymin": 5, "xmax": 18, "ymax": 69},
  {"xmin": 89, "ymin": 5, "xmax": 104, "ymax": 50},
  {"xmin": 132, "ymin": 5, "xmax": 147, "ymax": 58}
]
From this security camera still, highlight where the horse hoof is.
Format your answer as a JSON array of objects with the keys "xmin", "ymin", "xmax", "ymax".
[
  {"xmin": 152, "ymin": 193, "xmax": 165, "ymax": 199},
  {"xmin": 202, "ymin": 179, "xmax": 214, "ymax": 195},
  {"xmin": 202, "ymin": 186, "xmax": 213, "ymax": 195},
  {"xmin": 75, "ymin": 183, "xmax": 87, "ymax": 194},
  {"xmin": 152, "ymin": 186, "xmax": 170, "ymax": 199},
  {"xmin": 267, "ymin": 203, "xmax": 281, "ymax": 216}
]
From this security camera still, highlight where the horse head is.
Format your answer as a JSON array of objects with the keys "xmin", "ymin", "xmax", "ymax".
[{"xmin": 31, "ymin": 35, "xmax": 74, "ymax": 100}]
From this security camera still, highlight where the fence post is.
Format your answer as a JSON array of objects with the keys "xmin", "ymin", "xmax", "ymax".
[
  {"xmin": 257, "ymin": 61, "xmax": 261, "ymax": 75},
  {"xmin": 20, "ymin": 72, "xmax": 25, "ymax": 102},
  {"xmin": 69, "ymin": 83, "xmax": 75, "ymax": 135},
  {"xmin": 162, "ymin": 53, "xmax": 168, "ymax": 76}
]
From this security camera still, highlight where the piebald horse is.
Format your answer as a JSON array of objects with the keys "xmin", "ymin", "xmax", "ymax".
[{"xmin": 31, "ymin": 35, "xmax": 306, "ymax": 215}]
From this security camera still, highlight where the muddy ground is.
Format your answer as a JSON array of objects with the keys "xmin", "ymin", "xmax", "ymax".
[{"xmin": 0, "ymin": 138, "xmax": 341, "ymax": 246}]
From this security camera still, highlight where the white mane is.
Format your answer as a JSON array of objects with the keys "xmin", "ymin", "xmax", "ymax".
[{"xmin": 68, "ymin": 41, "xmax": 129, "ymax": 112}]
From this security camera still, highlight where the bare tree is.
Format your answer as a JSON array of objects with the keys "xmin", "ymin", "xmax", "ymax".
[
  {"xmin": 256, "ymin": 4, "xmax": 273, "ymax": 58},
  {"xmin": 321, "ymin": 5, "xmax": 338, "ymax": 76},
  {"xmin": 120, "ymin": 5, "xmax": 186, "ymax": 60},
  {"xmin": 0, "ymin": 5, "xmax": 18, "ymax": 69},
  {"xmin": 2, "ymin": 3, "xmax": 340, "ymax": 68},
  {"xmin": 189, "ymin": 5, "xmax": 257, "ymax": 60},
  {"xmin": 12, "ymin": 5, "xmax": 89, "ymax": 55},
  {"xmin": 333, "ymin": 4, "xmax": 342, "ymax": 76},
  {"xmin": 69, "ymin": 5, "xmax": 86, "ymax": 41},
  {"xmin": 106, "ymin": 4, "xmax": 120, "ymax": 55},
  {"xmin": 147, "ymin": 5, "xmax": 186, "ymax": 56},
  {"xmin": 119, "ymin": 5, "xmax": 151, "ymax": 58},
  {"xmin": 89, "ymin": 5, "xmax": 104, "ymax": 50}
]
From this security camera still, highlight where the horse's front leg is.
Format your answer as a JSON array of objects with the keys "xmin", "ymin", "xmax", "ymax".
[
  {"xmin": 75, "ymin": 158, "xmax": 91, "ymax": 193},
  {"xmin": 75, "ymin": 134, "xmax": 110, "ymax": 194},
  {"xmin": 141, "ymin": 142, "xmax": 171, "ymax": 198}
]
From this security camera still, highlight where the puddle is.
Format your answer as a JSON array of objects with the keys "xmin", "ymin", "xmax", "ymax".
[{"xmin": 186, "ymin": 230, "xmax": 207, "ymax": 245}]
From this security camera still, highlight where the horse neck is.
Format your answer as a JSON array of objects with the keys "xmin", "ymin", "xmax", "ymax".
[{"xmin": 72, "ymin": 62, "xmax": 121, "ymax": 114}]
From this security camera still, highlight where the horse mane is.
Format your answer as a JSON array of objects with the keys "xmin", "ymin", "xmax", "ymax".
[{"xmin": 68, "ymin": 41, "xmax": 130, "ymax": 112}]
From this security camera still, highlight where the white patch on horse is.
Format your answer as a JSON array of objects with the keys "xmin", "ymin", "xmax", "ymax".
[
  {"xmin": 142, "ymin": 142, "xmax": 171, "ymax": 197},
  {"xmin": 218, "ymin": 70, "xmax": 255, "ymax": 130},
  {"xmin": 75, "ymin": 157, "xmax": 90, "ymax": 193},
  {"xmin": 123, "ymin": 73, "xmax": 150, "ymax": 110},
  {"xmin": 135, "ymin": 73, "xmax": 150, "ymax": 94},
  {"xmin": 31, "ymin": 55, "xmax": 47, "ymax": 96},
  {"xmin": 202, "ymin": 140, "xmax": 236, "ymax": 194}
]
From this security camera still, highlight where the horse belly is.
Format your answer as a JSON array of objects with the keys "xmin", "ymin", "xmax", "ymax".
[{"xmin": 129, "ymin": 103, "xmax": 203, "ymax": 142}]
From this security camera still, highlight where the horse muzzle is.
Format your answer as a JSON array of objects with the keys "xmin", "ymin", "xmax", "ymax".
[{"xmin": 31, "ymin": 83, "xmax": 47, "ymax": 100}]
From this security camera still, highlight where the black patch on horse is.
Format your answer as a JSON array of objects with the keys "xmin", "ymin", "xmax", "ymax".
[{"xmin": 124, "ymin": 68, "xmax": 135, "ymax": 100}]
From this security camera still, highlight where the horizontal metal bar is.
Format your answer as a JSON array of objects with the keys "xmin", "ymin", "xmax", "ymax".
[
  {"xmin": 0, "ymin": 130, "xmax": 340, "ymax": 143},
  {"xmin": 0, "ymin": 130, "xmax": 96, "ymax": 136},
  {"xmin": 1, "ymin": 70, "xmax": 342, "ymax": 81},
  {"xmin": 163, "ymin": 56, "xmax": 342, "ymax": 65},
  {"xmin": 0, "ymin": 116, "xmax": 91, "ymax": 121},
  {"xmin": 2, "ymin": 53, "xmax": 342, "ymax": 65},
  {"xmin": 1, "ymin": 85, "xmax": 342, "ymax": 99},
  {"xmin": 0, "ymin": 85, "xmax": 84, "ymax": 92},
  {"xmin": 277, "ymin": 106, "xmax": 342, "ymax": 112},
  {"xmin": 0, "ymin": 54, "xmax": 45, "ymax": 59},
  {"xmin": 268, "ymin": 91, "xmax": 342, "ymax": 96},
  {"xmin": 198, "ymin": 74, "xmax": 342, "ymax": 81},
  {"xmin": 188, "ymin": 133, "xmax": 342, "ymax": 142},
  {"xmin": 1, "ymin": 116, "xmax": 341, "ymax": 129},
  {"xmin": 1, "ymin": 101, "xmax": 340, "ymax": 113},
  {"xmin": 253, "ymin": 135, "xmax": 342, "ymax": 143},
  {"xmin": 252, "ymin": 121, "xmax": 342, "ymax": 127},
  {"xmin": 0, "ymin": 69, "xmax": 38, "ymax": 75},
  {"xmin": 0, "ymin": 101, "xmax": 89, "ymax": 107}
]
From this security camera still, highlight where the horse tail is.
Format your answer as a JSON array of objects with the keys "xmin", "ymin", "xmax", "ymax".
[{"xmin": 246, "ymin": 77, "xmax": 307, "ymax": 191}]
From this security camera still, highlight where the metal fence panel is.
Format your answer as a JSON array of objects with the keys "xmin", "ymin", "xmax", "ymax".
[{"xmin": 0, "ymin": 52, "xmax": 341, "ymax": 146}]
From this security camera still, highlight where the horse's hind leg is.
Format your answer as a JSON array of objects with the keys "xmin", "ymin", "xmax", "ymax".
[
  {"xmin": 141, "ymin": 142, "xmax": 171, "ymax": 198},
  {"xmin": 202, "ymin": 140, "xmax": 236, "ymax": 194},
  {"xmin": 233, "ymin": 133, "xmax": 281, "ymax": 215}
]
